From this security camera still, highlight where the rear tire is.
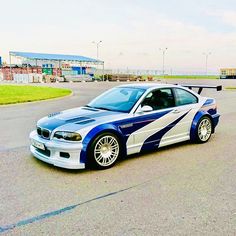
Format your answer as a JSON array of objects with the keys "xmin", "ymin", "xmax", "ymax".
[
  {"xmin": 196, "ymin": 116, "xmax": 212, "ymax": 143},
  {"xmin": 88, "ymin": 133, "xmax": 120, "ymax": 169}
]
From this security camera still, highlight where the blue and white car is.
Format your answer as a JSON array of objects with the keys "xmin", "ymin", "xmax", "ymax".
[{"xmin": 30, "ymin": 83, "xmax": 221, "ymax": 169}]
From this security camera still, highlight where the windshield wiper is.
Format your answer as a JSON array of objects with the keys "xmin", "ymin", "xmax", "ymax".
[
  {"xmin": 84, "ymin": 105, "xmax": 92, "ymax": 108},
  {"xmin": 93, "ymin": 106, "xmax": 113, "ymax": 111}
]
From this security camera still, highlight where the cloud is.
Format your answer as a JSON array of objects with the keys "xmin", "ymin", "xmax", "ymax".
[
  {"xmin": 1, "ymin": 1, "xmax": 236, "ymax": 73},
  {"xmin": 207, "ymin": 10, "xmax": 236, "ymax": 28},
  {"xmin": 99, "ymin": 9, "xmax": 236, "ymax": 72}
]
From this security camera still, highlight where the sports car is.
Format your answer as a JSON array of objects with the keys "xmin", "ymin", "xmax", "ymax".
[{"xmin": 29, "ymin": 83, "xmax": 221, "ymax": 169}]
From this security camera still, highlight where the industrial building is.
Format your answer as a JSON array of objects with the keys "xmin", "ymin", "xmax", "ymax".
[
  {"xmin": 0, "ymin": 51, "xmax": 104, "ymax": 83},
  {"xmin": 220, "ymin": 68, "xmax": 236, "ymax": 79}
]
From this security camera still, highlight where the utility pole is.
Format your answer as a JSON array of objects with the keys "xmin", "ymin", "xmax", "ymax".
[
  {"xmin": 92, "ymin": 40, "xmax": 102, "ymax": 59},
  {"xmin": 159, "ymin": 48, "xmax": 168, "ymax": 76},
  {"xmin": 203, "ymin": 52, "xmax": 211, "ymax": 76}
]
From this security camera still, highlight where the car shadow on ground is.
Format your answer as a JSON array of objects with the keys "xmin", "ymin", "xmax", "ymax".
[
  {"xmin": 117, "ymin": 140, "xmax": 196, "ymax": 165},
  {"xmin": 29, "ymin": 140, "xmax": 197, "ymax": 174},
  {"xmin": 29, "ymin": 155, "xmax": 90, "ymax": 174}
]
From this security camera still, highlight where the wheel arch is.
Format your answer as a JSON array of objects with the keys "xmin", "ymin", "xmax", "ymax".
[
  {"xmin": 80, "ymin": 124, "xmax": 127, "ymax": 164},
  {"xmin": 190, "ymin": 111, "xmax": 214, "ymax": 142}
]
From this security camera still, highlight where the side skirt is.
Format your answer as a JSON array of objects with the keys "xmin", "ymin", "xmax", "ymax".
[{"xmin": 126, "ymin": 135, "xmax": 190, "ymax": 155}]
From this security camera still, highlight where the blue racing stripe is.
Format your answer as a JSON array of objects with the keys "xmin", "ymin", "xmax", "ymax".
[
  {"xmin": 80, "ymin": 110, "xmax": 172, "ymax": 163},
  {"xmin": 203, "ymin": 99, "xmax": 214, "ymax": 106},
  {"xmin": 141, "ymin": 110, "xmax": 190, "ymax": 152}
]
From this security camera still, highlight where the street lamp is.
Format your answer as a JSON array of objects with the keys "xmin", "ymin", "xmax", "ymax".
[
  {"xmin": 92, "ymin": 40, "xmax": 102, "ymax": 59},
  {"xmin": 203, "ymin": 52, "xmax": 211, "ymax": 76},
  {"xmin": 159, "ymin": 48, "xmax": 168, "ymax": 76}
]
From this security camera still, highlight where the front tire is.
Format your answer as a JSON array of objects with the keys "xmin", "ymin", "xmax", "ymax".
[
  {"xmin": 88, "ymin": 133, "xmax": 120, "ymax": 169},
  {"xmin": 196, "ymin": 116, "xmax": 212, "ymax": 143}
]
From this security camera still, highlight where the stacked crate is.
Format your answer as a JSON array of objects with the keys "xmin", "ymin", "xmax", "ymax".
[
  {"xmin": 0, "ymin": 69, "xmax": 3, "ymax": 81},
  {"xmin": 1, "ymin": 66, "xmax": 43, "ymax": 81},
  {"xmin": 13, "ymin": 74, "xmax": 43, "ymax": 83},
  {"xmin": 53, "ymin": 68, "xmax": 62, "ymax": 76},
  {"xmin": 61, "ymin": 63, "xmax": 76, "ymax": 76},
  {"xmin": 1, "ymin": 67, "xmax": 13, "ymax": 80},
  {"xmin": 85, "ymin": 67, "xmax": 95, "ymax": 76},
  {"xmin": 42, "ymin": 64, "xmax": 53, "ymax": 75},
  {"xmin": 71, "ymin": 66, "xmax": 87, "ymax": 75}
]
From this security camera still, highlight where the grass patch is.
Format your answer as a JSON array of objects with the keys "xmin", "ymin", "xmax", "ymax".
[
  {"xmin": 225, "ymin": 87, "xmax": 236, "ymax": 90},
  {"xmin": 153, "ymin": 75, "xmax": 219, "ymax": 80},
  {"xmin": 0, "ymin": 85, "xmax": 71, "ymax": 105}
]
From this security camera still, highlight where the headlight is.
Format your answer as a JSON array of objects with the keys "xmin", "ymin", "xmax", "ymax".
[{"xmin": 53, "ymin": 131, "xmax": 82, "ymax": 141}]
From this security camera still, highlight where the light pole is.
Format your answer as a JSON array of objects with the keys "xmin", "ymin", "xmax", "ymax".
[
  {"xmin": 203, "ymin": 52, "xmax": 211, "ymax": 76},
  {"xmin": 159, "ymin": 48, "xmax": 168, "ymax": 76},
  {"xmin": 92, "ymin": 40, "xmax": 102, "ymax": 59}
]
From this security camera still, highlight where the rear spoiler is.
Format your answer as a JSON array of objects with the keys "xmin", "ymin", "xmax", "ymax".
[{"xmin": 176, "ymin": 84, "xmax": 222, "ymax": 95}]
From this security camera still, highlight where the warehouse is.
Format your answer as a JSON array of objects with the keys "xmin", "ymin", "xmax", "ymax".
[{"xmin": 0, "ymin": 51, "xmax": 104, "ymax": 83}]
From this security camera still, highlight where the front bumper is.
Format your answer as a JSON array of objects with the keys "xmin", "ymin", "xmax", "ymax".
[{"xmin": 29, "ymin": 130, "xmax": 85, "ymax": 169}]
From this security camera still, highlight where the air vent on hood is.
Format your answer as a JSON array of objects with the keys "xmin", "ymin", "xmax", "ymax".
[
  {"xmin": 66, "ymin": 117, "xmax": 90, "ymax": 123},
  {"xmin": 76, "ymin": 119, "xmax": 95, "ymax": 125}
]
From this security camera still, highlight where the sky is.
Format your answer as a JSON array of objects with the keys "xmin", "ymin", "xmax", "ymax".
[{"xmin": 0, "ymin": 0, "xmax": 236, "ymax": 74}]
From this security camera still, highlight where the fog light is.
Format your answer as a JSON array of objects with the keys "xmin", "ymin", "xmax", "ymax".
[{"xmin": 60, "ymin": 152, "xmax": 70, "ymax": 159}]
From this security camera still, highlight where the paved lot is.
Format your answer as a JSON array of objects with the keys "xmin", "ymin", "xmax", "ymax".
[{"xmin": 0, "ymin": 80, "xmax": 236, "ymax": 235}]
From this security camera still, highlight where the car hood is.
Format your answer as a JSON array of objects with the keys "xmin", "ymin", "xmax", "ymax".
[{"xmin": 37, "ymin": 106, "xmax": 127, "ymax": 132}]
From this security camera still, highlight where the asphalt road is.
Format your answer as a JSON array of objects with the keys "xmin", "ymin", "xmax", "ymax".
[{"xmin": 0, "ymin": 80, "xmax": 236, "ymax": 235}]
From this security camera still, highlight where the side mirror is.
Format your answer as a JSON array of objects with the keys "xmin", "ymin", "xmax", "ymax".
[{"xmin": 140, "ymin": 105, "xmax": 153, "ymax": 113}]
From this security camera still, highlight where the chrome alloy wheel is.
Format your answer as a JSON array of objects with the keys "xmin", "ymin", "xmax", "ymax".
[
  {"xmin": 94, "ymin": 135, "xmax": 119, "ymax": 167},
  {"xmin": 198, "ymin": 118, "xmax": 212, "ymax": 142}
]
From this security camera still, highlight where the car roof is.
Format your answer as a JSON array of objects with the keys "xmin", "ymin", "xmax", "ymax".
[{"xmin": 118, "ymin": 83, "xmax": 177, "ymax": 90}]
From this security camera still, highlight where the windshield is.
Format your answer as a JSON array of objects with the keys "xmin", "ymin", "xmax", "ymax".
[{"xmin": 87, "ymin": 87, "xmax": 145, "ymax": 113}]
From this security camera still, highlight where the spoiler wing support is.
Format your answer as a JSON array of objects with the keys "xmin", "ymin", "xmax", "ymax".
[{"xmin": 176, "ymin": 84, "xmax": 222, "ymax": 95}]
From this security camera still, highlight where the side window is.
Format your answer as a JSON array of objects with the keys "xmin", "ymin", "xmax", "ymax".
[
  {"xmin": 141, "ymin": 88, "xmax": 175, "ymax": 110},
  {"xmin": 174, "ymin": 88, "xmax": 198, "ymax": 106}
]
